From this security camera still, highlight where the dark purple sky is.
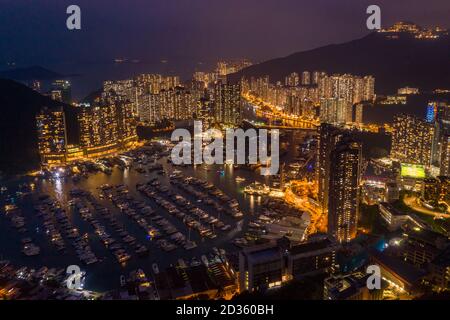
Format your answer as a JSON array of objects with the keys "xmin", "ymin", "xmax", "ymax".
[{"xmin": 1, "ymin": 0, "xmax": 450, "ymax": 66}]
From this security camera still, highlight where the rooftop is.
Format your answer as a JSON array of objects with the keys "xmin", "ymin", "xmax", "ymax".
[
  {"xmin": 369, "ymin": 249, "xmax": 426, "ymax": 286},
  {"xmin": 289, "ymin": 238, "xmax": 336, "ymax": 255}
]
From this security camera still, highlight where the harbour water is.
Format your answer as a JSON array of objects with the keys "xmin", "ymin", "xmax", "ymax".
[{"xmin": 0, "ymin": 157, "xmax": 273, "ymax": 292}]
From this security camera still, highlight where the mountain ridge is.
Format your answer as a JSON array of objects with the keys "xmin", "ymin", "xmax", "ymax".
[
  {"xmin": 230, "ymin": 32, "xmax": 450, "ymax": 94},
  {"xmin": 0, "ymin": 66, "xmax": 63, "ymax": 81}
]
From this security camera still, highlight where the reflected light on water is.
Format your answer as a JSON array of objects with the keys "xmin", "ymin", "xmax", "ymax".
[
  {"xmin": 249, "ymin": 195, "xmax": 255, "ymax": 212},
  {"xmin": 54, "ymin": 177, "xmax": 64, "ymax": 203},
  {"xmin": 123, "ymin": 168, "xmax": 130, "ymax": 180}
]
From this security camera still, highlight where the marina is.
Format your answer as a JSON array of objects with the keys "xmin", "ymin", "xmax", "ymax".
[{"xmin": 0, "ymin": 142, "xmax": 278, "ymax": 292}]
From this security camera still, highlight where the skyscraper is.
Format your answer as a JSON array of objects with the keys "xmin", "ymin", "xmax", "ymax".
[
  {"xmin": 355, "ymin": 103, "xmax": 364, "ymax": 124},
  {"xmin": 317, "ymin": 124, "xmax": 346, "ymax": 211},
  {"xmin": 301, "ymin": 71, "xmax": 311, "ymax": 86},
  {"xmin": 317, "ymin": 74, "xmax": 375, "ymax": 106},
  {"xmin": 328, "ymin": 139, "xmax": 362, "ymax": 244},
  {"xmin": 285, "ymin": 72, "xmax": 299, "ymax": 87},
  {"xmin": 363, "ymin": 76, "xmax": 375, "ymax": 102},
  {"xmin": 115, "ymin": 101, "xmax": 137, "ymax": 145},
  {"xmin": 216, "ymin": 59, "xmax": 252, "ymax": 76},
  {"xmin": 429, "ymin": 102, "xmax": 450, "ymax": 166},
  {"xmin": 197, "ymin": 96, "xmax": 214, "ymax": 127},
  {"xmin": 78, "ymin": 100, "xmax": 137, "ymax": 158},
  {"xmin": 213, "ymin": 81, "xmax": 242, "ymax": 125},
  {"xmin": 36, "ymin": 107, "xmax": 67, "ymax": 166},
  {"xmin": 51, "ymin": 80, "xmax": 72, "ymax": 104},
  {"xmin": 319, "ymin": 98, "xmax": 351, "ymax": 124},
  {"xmin": 441, "ymin": 133, "xmax": 450, "ymax": 176},
  {"xmin": 137, "ymin": 87, "xmax": 196, "ymax": 125},
  {"xmin": 391, "ymin": 114, "xmax": 435, "ymax": 166},
  {"xmin": 78, "ymin": 104, "xmax": 118, "ymax": 151}
]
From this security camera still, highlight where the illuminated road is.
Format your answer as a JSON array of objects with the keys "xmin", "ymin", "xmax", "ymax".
[
  {"xmin": 242, "ymin": 92, "xmax": 325, "ymax": 234},
  {"xmin": 243, "ymin": 93, "xmax": 319, "ymax": 129},
  {"xmin": 403, "ymin": 195, "xmax": 450, "ymax": 218},
  {"xmin": 284, "ymin": 180, "xmax": 327, "ymax": 235}
]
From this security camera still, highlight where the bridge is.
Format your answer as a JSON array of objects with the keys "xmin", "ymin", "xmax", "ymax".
[
  {"xmin": 243, "ymin": 120, "xmax": 317, "ymax": 131},
  {"xmin": 253, "ymin": 110, "xmax": 318, "ymax": 130}
]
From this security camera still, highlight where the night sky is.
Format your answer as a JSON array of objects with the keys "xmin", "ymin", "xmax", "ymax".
[{"xmin": 1, "ymin": 0, "xmax": 450, "ymax": 66}]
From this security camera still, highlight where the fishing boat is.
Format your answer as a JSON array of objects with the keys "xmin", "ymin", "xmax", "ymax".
[{"xmin": 22, "ymin": 244, "xmax": 40, "ymax": 256}]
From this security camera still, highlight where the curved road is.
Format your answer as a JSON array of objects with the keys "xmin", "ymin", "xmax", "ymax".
[{"xmin": 403, "ymin": 195, "xmax": 450, "ymax": 219}]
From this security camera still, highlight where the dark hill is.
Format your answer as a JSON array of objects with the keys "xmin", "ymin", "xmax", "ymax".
[
  {"xmin": 230, "ymin": 33, "xmax": 450, "ymax": 94},
  {"xmin": 0, "ymin": 79, "xmax": 78, "ymax": 174},
  {"xmin": 0, "ymin": 66, "xmax": 62, "ymax": 81}
]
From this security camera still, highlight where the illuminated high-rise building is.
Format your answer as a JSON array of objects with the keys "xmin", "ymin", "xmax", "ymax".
[
  {"xmin": 328, "ymin": 139, "xmax": 361, "ymax": 244},
  {"xmin": 137, "ymin": 87, "xmax": 196, "ymax": 125},
  {"xmin": 197, "ymin": 96, "xmax": 214, "ymax": 127},
  {"xmin": 115, "ymin": 101, "xmax": 137, "ymax": 145},
  {"xmin": 428, "ymin": 101, "xmax": 450, "ymax": 166},
  {"xmin": 302, "ymin": 71, "xmax": 311, "ymax": 86},
  {"xmin": 213, "ymin": 81, "xmax": 242, "ymax": 125},
  {"xmin": 36, "ymin": 107, "xmax": 67, "ymax": 166},
  {"xmin": 216, "ymin": 59, "xmax": 252, "ymax": 76},
  {"xmin": 250, "ymin": 76, "xmax": 270, "ymax": 100},
  {"xmin": 320, "ymin": 98, "xmax": 351, "ymax": 124},
  {"xmin": 436, "ymin": 102, "xmax": 450, "ymax": 123},
  {"xmin": 285, "ymin": 72, "xmax": 299, "ymax": 87},
  {"xmin": 355, "ymin": 103, "xmax": 364, "ymax": 124},
  {"xmin": 318, "ymin": 74, "xmax": 375, "ymax": 106},
  {"xmin": 103, "ymin": 79, "xmax": 139, "ymax": 116},
  {"xmin": 193, "ymin": 72, "xmax": 217, "ymax": 88},
  {"xmin": 312, "ymin": 71, "xmax": 326, "ymax": 85},
  {"xmin": 51, "ymin": 80, "xmax": 72, "ymax": 104},
  {"xmin": 78, "ymin": 104, "xmax": 118, "ymax": 150},
  {"xmin": 78, "ymin": 100, "xmax": 137, "ymax": 158},
  {"xmin": 317, "ymin": 124, "xmax": 346, "ymax": 211},
  {"xmin": 362, "ymin": 76, "xmax": 375, "ymax": 102},
  {"xmin": 441, "ymin": 133, "xmax": 450, "ymax": 176},
  {"xmin": 391, "ymin": 114, "xmax": 435, "ymax": 166}
]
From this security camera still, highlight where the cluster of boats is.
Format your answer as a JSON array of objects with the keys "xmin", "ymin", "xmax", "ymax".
[
  {"xmin": 72, "ymin": 187, "xmax": 150, "ymax": 264},
  {"xmin": 102, "ymin": 184, "xmax": 192, "ymax": 252},
  {"xmin": 35, "ymin": 197, "xmax": 75, "ymax": 252},
  {"xmin": 171, "ymin": 174, "xmax": 244, "ymax": 219},
  {"xmin": 4, "ymin": 204, "xmax": 27, "ymax": 234},
  {"xmin": 30, "ymin": 195, "xmax": 98, "ymax": 264},
  {"xmin": 138, "ymin": 179, "xmax": 231, "ymax": 241},
  {"xmin": 4, "ymin": 200, "xmax": 50, "ymax": 257}
]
